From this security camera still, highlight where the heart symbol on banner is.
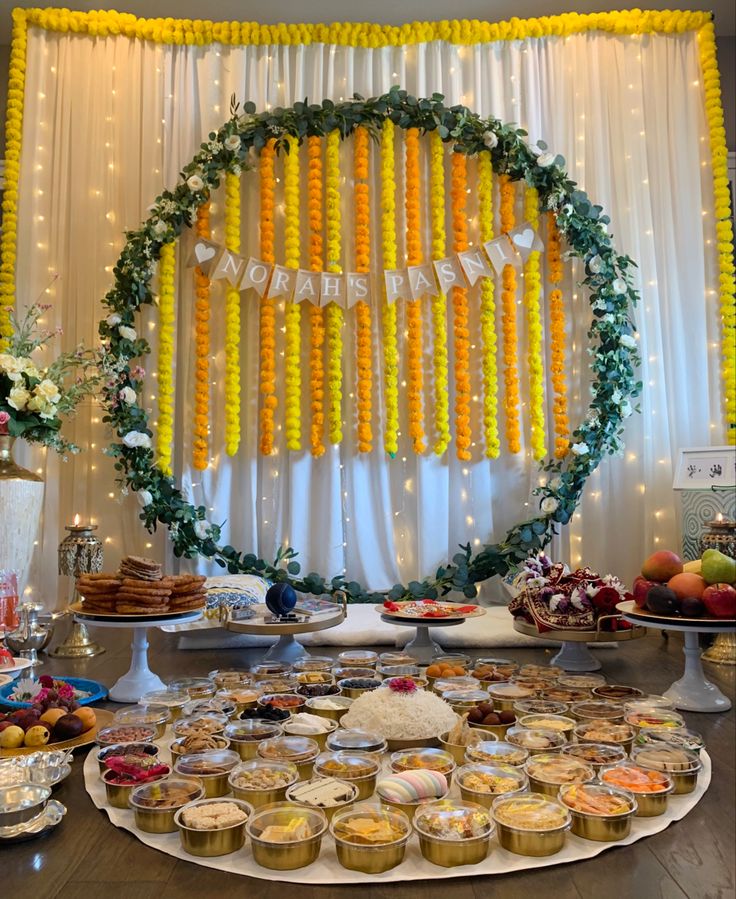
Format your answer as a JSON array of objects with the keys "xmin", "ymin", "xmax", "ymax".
[
  {"xmin": 195, "ymin": 243, "xmax": 217, "ymax": 264},
  {"xmin": 512, "ymin": 227, "xmax": 536, "ymax": 250}
]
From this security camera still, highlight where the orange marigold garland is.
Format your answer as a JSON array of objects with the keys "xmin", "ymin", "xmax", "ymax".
[
  {"xmin": 192, "ymin": 202, "xmax": 211, "ymax": 470},
  {"xmin": 224, "ymin": 171, "xmax": 241, "ymax": 456},
  {"xmin": 283, "ymin": 134, "xmax": 302, "ymax": 452},
  {"xmin": 451, "ymin": 151, "xmax": 472, "ymax": 461},
  {"xmin": 354, "ymin": 126, "xmax": 373, "ymax": 453},
  {"xmin": 325, "ymin": 128, "xmax": 344, "ymax": 445},
  {"xmin": 307, "ymin": 135, "xmax": 326, "ymax": 457},
  {"xmin": 404, "ymin": 127, "xmax": 426, "ymax": 454},
  {"xmin": 478, "ymin": 152, "xmax": 500, "ymax": 458},
  {"xmin": 547, "ymin": 212, "xmax": 570, "ymax": 457},
  {"xmin": 429, "ymin": 131, "xmax": 451, "ymax": 456},
  {"xmin": 259, "ymin": 139, "xmax": 278, "ymax": 456},
  {"xmin": 500, "ymin": 175, "xmax": 521, "ymax": 453},
  {"xmin": 524, "ymin": 186, "xmax": 546, "ymax": 461}
]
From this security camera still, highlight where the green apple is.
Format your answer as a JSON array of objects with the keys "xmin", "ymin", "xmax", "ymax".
[{"xmin": 701, "ymin": 549, "xmax": 736, "ymax": 585}]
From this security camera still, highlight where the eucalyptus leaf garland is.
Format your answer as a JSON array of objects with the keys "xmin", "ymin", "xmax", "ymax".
[{"xmin": 99, "ymin": 89, "xmax": 641, "ymax": 603}]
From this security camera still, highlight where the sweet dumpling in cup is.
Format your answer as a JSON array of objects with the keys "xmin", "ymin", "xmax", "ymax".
[{"xmin": 376, "ymin": 770, "xmax": 448, "ymax": 803}]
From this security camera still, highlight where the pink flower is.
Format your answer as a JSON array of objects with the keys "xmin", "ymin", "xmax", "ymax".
[
  {"xmin": 0, "ymin": 411, "xmax": 9, "ymax": 434},
  {"xmin": 57, "ymin": 682, "xmax": 74, "ymax": 700},
  {"xmin": 131, "ymin": 366, "xmax": 146, "ymax": 380},
  {"xmin": 387, "ymin": 677, "xmax": 418, "ymax": 694}
]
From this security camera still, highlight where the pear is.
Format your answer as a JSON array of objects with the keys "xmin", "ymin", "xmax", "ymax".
[{"xmin": 701, "ymin": 549, "xmax": 736, "ymax": 586}]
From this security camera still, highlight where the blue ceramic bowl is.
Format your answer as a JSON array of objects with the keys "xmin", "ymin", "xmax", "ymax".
[{"xmin": 0, "ymin": 676, "xmax": 108, "ymax": 709}]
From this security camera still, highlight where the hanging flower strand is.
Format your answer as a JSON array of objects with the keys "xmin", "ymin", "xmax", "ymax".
[
  {"xmin": 224, "ymin": 171, "xmax": 241, "ymax": 456},
  {"xmin": 381, "ymin": 120, "xmax": 400, "ymax": 457},
  {"xmin": 500, "ymin": 175, "xmax": 521, "ymax": 453},
  {"xmin": 478, "ymin": 152, "xmax": 500, "ymax": 458},
  {"xmin": 354, "ymin": 125, "xmax": 373, "ymax": 453},
  {"xmin": 451, "ymin": 151, "xmax": 472, "ymax": 462},
  {"xmin": 283, "ymin": 134, "xmax": 302, "ymax": 452},
  {"xmin": 429, "ymin": 131, "xmax": 451, "ymax": 456},
  {"xmin": 405, "ymin": 127, "xmax": 426, "ymax": 454},
  {"xmin": 307, "ymin": 135, "xmax": 326, "ymax": 457},
  {"xmin": 524, "ymin": 186, "xmax": 547, "ymax": 460},
  {"xmin": 547, "ymin": 212, "xmax": 569, "ymax": 457},
  {"xmin": 156, "ymin": 241, "xmax": 175, "ymax": 475},
  {"xmin": 325, "ymin": 128, "xmax": 344, "ymax": 445},
  {"xmin": 192, "ymin": 202, "xmax": 211, "ymax": 470},
  {"xmin": 259, "ymin": 139, "xmax": 278, "ymax": 456}
]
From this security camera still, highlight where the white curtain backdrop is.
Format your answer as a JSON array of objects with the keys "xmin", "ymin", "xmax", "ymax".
[{"xmin": 15, "ymin": 26, "xmax": 722, "ymax": 609}]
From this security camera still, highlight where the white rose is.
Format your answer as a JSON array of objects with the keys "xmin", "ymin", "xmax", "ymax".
[
  {"xmin": 537, "ymin": 152, "xmax": 556, "ymax": 168},
  {"xmin": 571, "ymin": 442, "xmax": 590, "ymax": 456},
  {"xmin": 482, "ymin": 130, "xmax": 498, "ymax": 149},
  {"xmin": 0, "ymin": 355, "xmax": 25, "ymax": 380},
  {"xmin": 613, "ymin": 278, "xmax": 628, "ymax": 294},
  {"xmin": 137, "ymin": 489, "xmax": 153, "ymax": 507},
  {"xmin": 541, "ymin": 497, "xmax": 559, "ymax": 513},
  {"xmin": 122, "ymin": 431, "xmax": 152, "ymax": 449},
  {"xmin": 619, "ymin": 333, "xmax": 637, "ymax": 349},
  {"xmin": 231, "ymin": 164, "xmax": 242, "ymax": 177},
  {"xmin": 549, "ymin": 476, "xmax": 563, "ymax": 491},
  {"xmin": 187, "ymin": 174, "xmax": 205, "ymax": 192},
  {"xmin": 119, "ymin": 386, "xmax": 137, "ymax": 405},
  {"xmin": 118, "ymin": 325, "xmax": 137, "ymax": 342},
  {"xmin": 35, "ymin": 379, "xmax": 61, "ymax": 404},
  {"xmin": 588, "ymin": 255, "xmax": 603, "ymax": 274},
  {"xmin": 152, "ymin": 220, "xmax": 168, "ymax": 236},
  {"xmin": 194, "ymin": 519, "xmax": 210, "ymax": 540},
  {"xmin": 106, "ymin": 313, "xmax": 122, "ymax": 327},
  {"xmin": 224, "ymin": 134, "xmax": 241, "ymax": 152},
  {"xmin": 8, "ymin": 386, "xmax": 30, "ymax": 411}
]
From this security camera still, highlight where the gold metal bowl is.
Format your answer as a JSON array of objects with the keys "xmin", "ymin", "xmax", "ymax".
[
  {"xmin": 103, "ymin": 768, "xmax": 170, "ymax": 810},
  {"xmin": 336, "ymin": 679, "xmax": 382, "ymax": 699},
  {"xmin": 256, "ymin": 736, "xmax": 320, "ymax": 781},
  {"xmin": 228, "ymin": 760, "xmax": 299, "ymax": 808},
  {"xmin": 247, "ymin": 801, "xmax": 328, "ymax": 870},
  {"xmin": 285, "ymin": 778, "xmax": 359, "ymax": 822},
  {"xmin": 385, "ymin": 735, "xmax": 440, "ymax": 751},
  {"xmin": 173, "ymin": 713, "xmax": 229, "ymax": 740},
  {"xmin": 173, "ymin": 749, "xmax": 241, "ymax": 799},
  {"xmin": 456, "ymin": 763, "xmax": 528, "ymax": 809},
  {"xmin": 129, "ymin": 777, "xmax": 204, "ymax": 833},
  {"xmin": 486, "ymin": 685, "xmax": 536, "ymax": 712},
  {"xmin": 168, "ymin": 677, "xmax": 217, "ymax": 701},
  {"xmin": 140, "ymin": 689, "xmax": 190, "ymax": 721},
  {"xmin": 112, "ymin": 706, "xmax": 171, "ymax": 740},
  {"xmin": 599, "ymin": 764, "xmax": 674, "ymax": 817},
  {"xmin": 573, "ymin": 721, "xmax": 636, "ymax": 753},
  {"xmin": 330, "ymin": 804, "xmax": 411, "ymax": 873},
  {"xmin": 439, "ymin": 732, "xmax": 471, "ymax": 765},
  {"xmin": 516, "ymin": 714, "xmax": 576, "ymax": 740},
  {"xmin": 313, "ymin": 751, "xmax": 380, "ymax": 801},
  {"xmin": 631, "ymin": 745, "xmax": 702, "ymax": 795},
  {"xmin": 304, "ymin": 696, "xmax": 353, "ymax": 722},
  {"xmin": 390, "ymin": 748, "xmax": 456, "ymax": 786},
  {"xmin": 282, "ymin": 716, "xmax": 337, "ymax": 751},
  {"xmin": 492, "ymin": 795, "xmax": 571, "ymax": 857},
  {"xmin": 97, "ymin": 743, "xmax": 159, "ymax": 775},
  {"xmin": 223, "ymin": 721, "xmax": 284, "ymax": 761},
  {"xmin": 524, "ymin": 753, "xmax": 595, "ymax": 798},
  {"xmin": 558, "ymin": 783, "xmax": 637, "ymax": 842},
  {"xmin": 413, "ymin": 799, "xmax": 494, "ymax": 867},
  {"xmin": 174, "ymin": 797, "xmax": 252, "ymax": 856},
  {"xmin": 376, "ymin": 780, "xmax": 450, "ymax": 822},
  {"xmin": 169, "ymin": 736, "xmax": 231, "ymax": 758},
  {"xmin": 469, "ymin": 719, "xmax": 515, "ymax": 741}
]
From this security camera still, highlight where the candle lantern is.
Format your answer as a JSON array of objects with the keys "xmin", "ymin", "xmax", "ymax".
[
  {"xmin": 700, "ymin": 517, "xmax": 736, "ymax": 667},
  {"xmin": 50, "ymin": 515, "xmax": 105, "ymax": 658}
]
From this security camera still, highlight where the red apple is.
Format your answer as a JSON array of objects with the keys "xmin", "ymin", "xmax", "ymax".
[
  {"xmin": 641, "ymin": 550, "xmax": 683, "ymax": 582},
  {"xmin": 633, "ymin": 576, "xmax": 657, "ymax": 608},
  {"xmin": 702, "ymin": 583, "xmax": 736, "ymax": 619}
]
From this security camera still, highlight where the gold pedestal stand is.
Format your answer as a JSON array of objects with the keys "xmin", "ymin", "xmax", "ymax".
[
  {"xmin": 702, "ymin": 632, "xmax": 736, "ymax": 666},
  {"xmin": 49, "ymin": 608, "xmax": 105, "ymax": 658}
]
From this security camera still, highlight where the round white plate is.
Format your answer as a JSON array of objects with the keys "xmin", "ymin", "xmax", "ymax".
[{"xmin": 0, "ymin": 658, "xmax": 34, "ymax": 679}]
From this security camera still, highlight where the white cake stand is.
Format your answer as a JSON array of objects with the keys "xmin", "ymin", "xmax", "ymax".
[
  {"xmin": 73, "ymin": 609, "xmax": 202, "ymax": 702},
  {"xmin": 618, "ymin": 601, "xmax": 735, "ymax": 712},
  {"xmin": 226, "ymin": 602, "xmax": 346, "ymax": 662}
]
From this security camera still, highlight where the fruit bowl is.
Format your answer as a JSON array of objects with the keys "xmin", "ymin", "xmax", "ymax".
[
  {"xmin": 0, "ymin": 676, "xmax": 107, "ymax": 709},
  {"xmin": 0, "ymin": 707, "xmax": 114, "ymax": 757}
]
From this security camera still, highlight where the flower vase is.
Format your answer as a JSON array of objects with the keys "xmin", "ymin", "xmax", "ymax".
[{"xmin": 0, "ymin": 435, "xmax": 44, "ymax": 597}]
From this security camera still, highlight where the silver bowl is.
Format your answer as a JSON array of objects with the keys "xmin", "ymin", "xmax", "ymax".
[{"xmin": 0, "ymin": 783, "xmax": 51, "ymax": 827}]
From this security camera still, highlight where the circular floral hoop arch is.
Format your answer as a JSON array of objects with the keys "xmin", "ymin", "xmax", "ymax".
[{"xmin": 100, "ymin": 89, "xmax": 641, "ymax": 603}]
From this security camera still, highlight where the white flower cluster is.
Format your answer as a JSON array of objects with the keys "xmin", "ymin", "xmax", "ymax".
[{"xmin": 0, "ymin": 352, "xmax": 62, "ymax": 420}]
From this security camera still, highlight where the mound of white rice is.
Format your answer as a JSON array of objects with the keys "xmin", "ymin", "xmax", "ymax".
[{"xmin": 340, "ymin": 687, "xmax": 459, "ymax": 740}]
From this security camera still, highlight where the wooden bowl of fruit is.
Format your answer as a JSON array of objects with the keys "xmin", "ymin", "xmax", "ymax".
[{"xmin": 467, "ymin": 702, "xmax": 516, "ymax": 739}]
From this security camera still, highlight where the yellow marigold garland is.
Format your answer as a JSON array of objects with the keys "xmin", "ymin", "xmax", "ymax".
[
  {"xmin": 450, "ymin": 151, "xmax": 471, "ymax": 461},
  {"xmin": 477, "ymin": 152, "xmax": 500, "ymax": 459},
  {"xmin": 524, "ymin": 186, "xmax": 546, "ymax": 461},
  {"xmin": 307, "ymin": 135, "xmax": 326, "ymax": 457},
  {"xmin": 698, "ymin": 23, "xmax": 736, "ymax": 444},
  {"xmin": 156, "ymin": 241, "xmax": 176, "ymax": 474},
  {"xmin": 500, "ymin": 175, "xmax": 521, "ymax": 453},
  {"xmin": 429, "ymin": 132, "xmax": 451, "ymax": 456},
  {"xmin": 259, "ymin": 139, "xmax": 278, "ymax": 455},
  {"xmin": 0, "ymin": 10, "xmax": 27, "ymax": 346},
  {"xmin": 325, "ymin": 128, "xmax": 344, "ymax": 446},
  {"xmin": 192, "ymin": 202, "xmax": 211, "ymax": 471},
  {"xmin": 354, "ymin": 126, "xmax": 373, "ymax": 453},
  {"xmin": 381, "ymin": 120, "xmax": 400, "ymax": 456},
  {"xmin": 283, "ymin": 135, "xmax": 302, "ymax": 451},
  {"xmin": 404, "ymin": 128, "xmax": 426, "ymax": 454},
  {"xmin": 224, "ymin": 171, "xmax": 241, "ymax": 456},
  {"xmin": 547, "ymin": 213, "xmax": 570, "ymax": 458}
]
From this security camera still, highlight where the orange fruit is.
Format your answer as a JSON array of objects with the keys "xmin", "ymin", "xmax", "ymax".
[
  {"xmin": 667, "ymin": 572, "xmax": 706, "ymax": 600},
  {"xmin": 72, "ymin": 707, "xmax": 97, "ymax": 732},
  {"xmin": 39, "ymin": 708, "xmax": 67, "ymax": 728}
]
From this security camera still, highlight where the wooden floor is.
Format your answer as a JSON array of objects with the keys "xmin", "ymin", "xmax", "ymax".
[{"xmin": 4, "ymin": 626, "xmax": 734, "ymax": 899}]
